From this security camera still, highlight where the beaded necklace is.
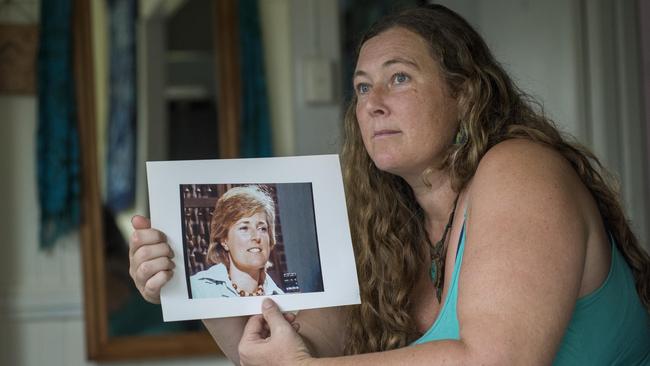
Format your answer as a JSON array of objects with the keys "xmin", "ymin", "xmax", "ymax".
[
  {"xmin": 228, "ymin": 273, "xmax": 265, "ymax": 297},
  {"xmin": 430, "ymin": 193, "xmax": 460, "ymax": 302}
]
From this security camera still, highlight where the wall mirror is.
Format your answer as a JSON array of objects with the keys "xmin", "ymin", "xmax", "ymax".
[
  {"xmin": 75, "ymin": 0, "xmax": 241, "ymax": 360},
  {"xmin": 74, "ymin": 0, "xmax": 420, "ymax": 360}
]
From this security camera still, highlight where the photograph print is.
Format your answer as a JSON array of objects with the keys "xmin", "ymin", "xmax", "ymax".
[
  {"xmin": 147, "ymin": 155, "xmax": 359, "ymax": 321},
  {"xmin": 180, "ymin": 183, "xmax": 323, "ymax": 299}
]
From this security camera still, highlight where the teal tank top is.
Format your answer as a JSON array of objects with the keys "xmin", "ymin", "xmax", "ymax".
[{"xmin": 413, "ymin": 222, "xmax": 650, "ymax": 365}]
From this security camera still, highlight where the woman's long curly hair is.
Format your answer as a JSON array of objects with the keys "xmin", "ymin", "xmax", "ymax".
[{"xmin": 341, "ymin": 3, "xmax": 650, "ymax": 355}]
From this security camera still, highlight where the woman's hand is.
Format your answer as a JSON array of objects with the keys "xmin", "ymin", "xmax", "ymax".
[
  {"xmin": 128, "ymin": 215, "xmax": 175, "ymax": 304},
  {"xmin": 239, "ymin": 299, "xmax": 314, "ymax": 366}
]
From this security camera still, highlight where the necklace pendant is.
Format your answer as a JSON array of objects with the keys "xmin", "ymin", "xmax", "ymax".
[{"xmin": 430, "ymin": 259, "xmax": 437, "ymax": 281}]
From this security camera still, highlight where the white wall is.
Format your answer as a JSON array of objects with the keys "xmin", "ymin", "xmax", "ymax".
[
  {"xmin": 438, "ymin": 0, "xmax": 649, "ymax": 250},
  {"xmin": 0, "ymin": 96, "xmax": 84, "ymax": 366},
  {"xmin": 290, "ymin": 0, "xmax": 342, "ymax": 155},
  {"xmin": 437, "ymin": 0, "xmax": 586, "ymax": 143},
  {"xmin": 0, "ymin": 100, "xmax": 230, "ymax": 366},
  {"xmin": 260, "ymin": 0, "xmax": 296, "ymax": 156},
  {"xmin": 259, "ymin": 0, "xmax": 343, "ymax": 157}
]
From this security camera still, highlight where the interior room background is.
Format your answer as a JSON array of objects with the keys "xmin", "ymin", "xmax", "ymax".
[{"xmin": 1, "ymin": 0, "xmax": 648, "ymax": 365}]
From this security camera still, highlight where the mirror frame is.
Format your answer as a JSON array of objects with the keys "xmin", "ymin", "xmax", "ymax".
[{"xmin": 75, "ymin": 0, "xmax": 240, "ymax": 360}]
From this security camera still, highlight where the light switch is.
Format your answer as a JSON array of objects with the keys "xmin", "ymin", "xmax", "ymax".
[{"xmin": 303, "ymin": 57, "xmax": 334, "ymax": 104}]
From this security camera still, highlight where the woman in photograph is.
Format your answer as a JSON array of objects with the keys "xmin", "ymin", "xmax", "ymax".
[
  {"xmin": 129, "ymin": 4, "xmax": 650, "ymax": 365},
  {"xmin": 189, "ymin": 185, "xmax": 284, "ymax": 298}
]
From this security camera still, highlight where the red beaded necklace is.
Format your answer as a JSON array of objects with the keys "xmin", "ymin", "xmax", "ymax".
[{"xmin": 228, "ymin": 273, "xmax": 265, "ymax": 297}]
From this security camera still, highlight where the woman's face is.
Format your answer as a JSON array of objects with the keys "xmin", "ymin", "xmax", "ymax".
[
  {"xmin": 223, "ymin": 211, "xmax": 271, "ymax": 273},
  {"xmin": 353, "ymin": 27, "xmax": 459, "ymax": 179}
]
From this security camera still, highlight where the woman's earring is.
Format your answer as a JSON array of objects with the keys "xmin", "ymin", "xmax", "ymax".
[
  {"xmin": 222, "ymin": 242, "xmax": 229, "ymax": 251},
  {"xmin": 454, "ymin": 127, "xmax": 467, "ymax": 145}
]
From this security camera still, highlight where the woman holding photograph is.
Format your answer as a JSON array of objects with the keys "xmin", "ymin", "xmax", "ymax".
[
  {"xmin": 129, "ymin": 4, "xmax": 650, "ymax": 365},
  {"xmin": 189, "ymin": 185, "xmax": 284, "ymax": 298}
]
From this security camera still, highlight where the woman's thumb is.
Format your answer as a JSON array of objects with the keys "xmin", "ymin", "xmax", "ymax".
[
  {"xmin": 261, "ymin": 299, "xmax": 289, "ymax": 330},
  {"xmin": 131, "ymin": 215, "xmax": 151, "ymax": 230}
]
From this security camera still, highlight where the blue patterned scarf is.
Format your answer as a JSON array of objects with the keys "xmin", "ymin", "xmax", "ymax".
[
  {"xmin": 106, "ymin": 0, "xmax": 137, "ymax": 212},
  {"xmin": 36, "ymin": 0, "xmax": 80, "ymax": 249},
  {"xmin": 239, "ymin": 0, "xmax": 272, "ymax": 157}
]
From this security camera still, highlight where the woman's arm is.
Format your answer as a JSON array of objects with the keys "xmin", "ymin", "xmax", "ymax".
[
  {"xmin": 129, "ymin": 216, "xmax": 348, "ymax": 364},
  {"xmin": 240, "ymin": 300, "xmax": 472, "ymax": 366},
  {"xmin": 129, "ymin": 216, "xmax": 252, "ymax": 362},
  {"xmin": 294, "ymin": 306, "xmax": 350, "ymax": 357},
  {"xmin": 205, "ymin": 305, "xmax": 349, "ymax": 364},
  {"xmin": 202, "ymin": 317, "xmax": 249, "ymax": 363},
  {"xmin": 240, "ymin": 139, "xmax": 592, "ymax": 365},
  {"xmin": 450, "ymin": 139, "xmax": 589, "ymax": 364}
]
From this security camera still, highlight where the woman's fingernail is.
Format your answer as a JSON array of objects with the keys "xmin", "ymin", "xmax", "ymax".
[
  {"xmin": 262, "ymin": 298, "xmax": 273, "ymax": 309},
  {"xmin": 131, "ymin": 215, "xmax": 137, "ymax": 224}
]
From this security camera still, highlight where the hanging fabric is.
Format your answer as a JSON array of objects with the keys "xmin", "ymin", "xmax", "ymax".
[
  {"xmin": 36, "ymin": 0, "xmax": 80, "ymax": 249},
  {"xmin": 106, "ymin": 0, "xmax": 137, "ymax": 212},
  {"xmin": 238, "ymin": 0, "xmax": 272, "ymax": 157}
]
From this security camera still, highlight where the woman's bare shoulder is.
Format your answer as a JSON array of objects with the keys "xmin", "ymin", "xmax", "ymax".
[
  {"xmin": 467, "ymin": 136, "xmax": 591, "ymax": 243},
  {"xmin": 470, "ymin": 138, "xmax": 585, "ymax": 213},
  {"xmin": 476, "ymin": 138, "xmax": 576, "ymax": 180}
]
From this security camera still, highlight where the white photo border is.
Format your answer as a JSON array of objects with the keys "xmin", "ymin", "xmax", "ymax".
[{"xmin": 147, "ymin": 154, "xmax": 360, "ymax": 321}]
